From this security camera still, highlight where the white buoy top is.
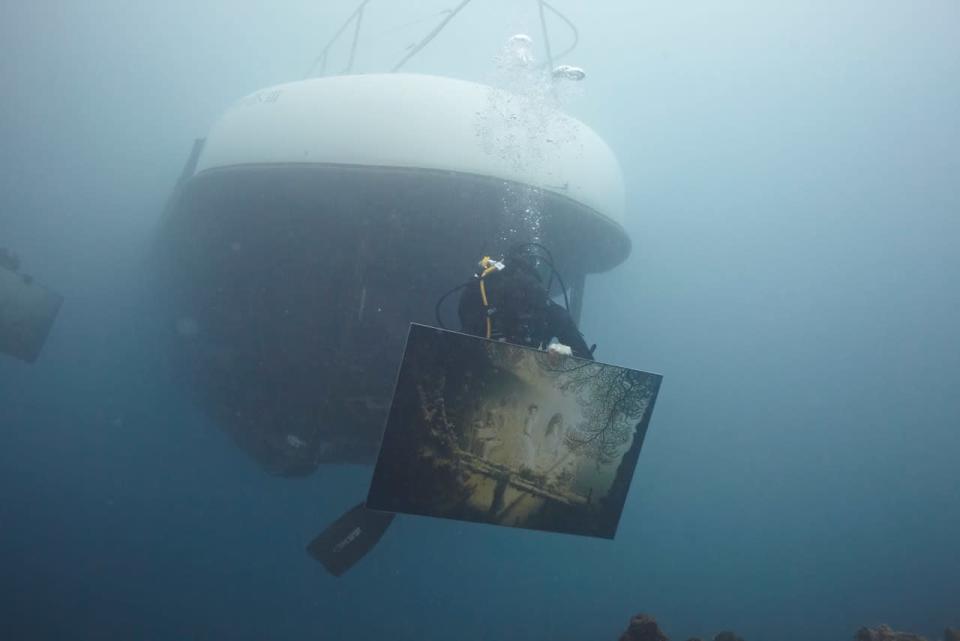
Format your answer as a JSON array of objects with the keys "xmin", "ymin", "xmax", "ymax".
[{"xmin": 194, "ymin": 73, "xmax": 627, "ymax": 230}]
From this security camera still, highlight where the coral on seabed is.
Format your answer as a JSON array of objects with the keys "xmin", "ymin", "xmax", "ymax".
[
  {"xmin": 619, "ymin": 614, "xmax": 669, "ymax": 641},
  {"xmin": 855, "ymin": 626, "xmax": 960, "ymax": 641},
  {"xmin": 617, "ymin": 615, "xmax": 958, "ymax": 641},
  {"xmin": 615, "ymin": 613, "xmax": 744, "ymax": 641},
  {"xmin": 856, "ymin": 625, "xmax": 929, "ymax": 641}
]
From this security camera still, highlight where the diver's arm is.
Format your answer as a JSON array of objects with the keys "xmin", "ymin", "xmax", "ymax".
[
  {"xmin": 457, "ymin": 280, "xmax": 486, "ymax": 338},
  {"xmin": 546, "ymin": 301, "xmax": 593, "ymax": 360}
]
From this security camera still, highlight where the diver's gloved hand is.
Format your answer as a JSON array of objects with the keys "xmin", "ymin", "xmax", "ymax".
[
  {"xmin": 545, "ymin": 342, "xmax": 573, "ymax": 366},
  {"xmin": 547, "ymin": 342, "xmax": 573, "ymax": 357}
]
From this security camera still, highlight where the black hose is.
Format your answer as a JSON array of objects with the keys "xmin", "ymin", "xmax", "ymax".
[
  {"xmin": 506, "ymin": 242, "xmax": 570, "ymax": 312},
  {"xmin": 435, "ymin": 242, "xmax": 572, "ymax": 329},
  {"xmin": 434, "ymin": 279, "xmax": 474, "ymax": 329}
]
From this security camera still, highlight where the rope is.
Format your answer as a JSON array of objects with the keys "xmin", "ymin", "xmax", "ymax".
[
  {"xmin": 538, "ymin": 0, "xmax": 580, "ymax": 67},
  {"xmin": 305, "ymin": 0, "xmax": 373, "ymax": 78},
  {"xmin": 537, "ymin": 1, "xmax": 555, "ymax": 74},
  {"xmin": 391, "ymin": 0, "xmax": 474, "ymax": 72},
  {"xmin": 309, "ymin": 1, "xmax": 580, "ymax": 78},
  {"xmin": 344, "ymin": 4, "xmax": 365, "ymax": 73}
]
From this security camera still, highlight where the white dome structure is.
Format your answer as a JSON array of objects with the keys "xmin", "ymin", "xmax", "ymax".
[
  {"xmin": 196, "ymin": 74, "xmax": 626, "ymax": 247},
  {"xmin": 152, "ymin": 72, "xmax": 631, "ymax": 474}
]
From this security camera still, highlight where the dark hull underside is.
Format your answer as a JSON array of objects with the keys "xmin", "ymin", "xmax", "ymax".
[{"xmin": 152, "ymin": 163, "xmax": 627, "ymax": 476}]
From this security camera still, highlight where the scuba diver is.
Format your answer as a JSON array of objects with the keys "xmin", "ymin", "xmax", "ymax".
[
  {"xmin": 309, "ymin": 244, "xmax": 594, "ymax": 578},
  {"xmin": 454, "ymin": 244, "xmax": 594, "ymax": 360}
]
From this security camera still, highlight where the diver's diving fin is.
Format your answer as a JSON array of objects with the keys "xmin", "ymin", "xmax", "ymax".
[
  {"xmin": 0, "ymin": 264, "xmax": 63, "ymax": 363},
  {"xmin": 306, "ymin": 502, "xmax": 395, "ymax": 577}
]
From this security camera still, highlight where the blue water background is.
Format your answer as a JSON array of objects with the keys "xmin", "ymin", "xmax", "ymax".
[{"xmin": 2, "ymin": 2, "xmax": 958, "ymax": 639}]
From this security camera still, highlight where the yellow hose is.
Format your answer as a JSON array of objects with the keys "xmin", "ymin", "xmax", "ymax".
[{"xmin": 480, "ymin": 279, "xmax": 492, "ymax": 338}]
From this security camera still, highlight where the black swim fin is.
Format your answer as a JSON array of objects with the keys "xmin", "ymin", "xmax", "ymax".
[{"xmin": 306, "ymin": 502, "xmax": 396, "ymax": 577}]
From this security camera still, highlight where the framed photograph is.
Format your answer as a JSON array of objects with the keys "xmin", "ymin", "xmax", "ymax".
[{"xmin": 367, "ymin": 324, "xmax": 662, "ymax": 539}]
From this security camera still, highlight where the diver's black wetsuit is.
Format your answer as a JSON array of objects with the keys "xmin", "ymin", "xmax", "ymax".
[{"xmin": 457, "ymin": 261, "xmax": 593, "ymax": 360}]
